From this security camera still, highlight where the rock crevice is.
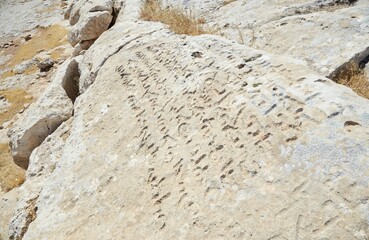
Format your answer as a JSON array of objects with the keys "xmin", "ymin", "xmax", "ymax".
[
  {"xmin": 15, "ymin": 19, "xmax": 369, "ymax": 239},
  {"xmin": 328, "ymin": 46, "xmax": 369, "ymax": 77},
  {"xmin": 8, "ymin": 58, "xmax": 80, "ymax": 169},
  {"xmin": 2, "ymin": 0, "xmax": 369, "ymax": 239}
]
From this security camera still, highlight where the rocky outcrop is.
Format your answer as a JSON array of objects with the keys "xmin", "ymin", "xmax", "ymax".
[
  {"xmin": 72, "ymin": 39, "xmax": 95, "ymax": 56},
  {"xmin": 78, "ymin": 21, "xmax": 163, "ymax": 93},
  {"xmin": 68, "ymin": 11, "xmax": 113, "ymax": 46},
  {"xmin": 8, "ymin": 58, "xmax": 79, "ymax": 169},
  {"xmin": 2, "ymin": 0, "xmax": 369, "ymax": 239},
  {"xmin": 65, "ymin": 0, "xmax": 116, "ymax": 47},
  {"xmin": 210, "ymin": 0, "xmax": 369, "ymax": 76},
  {"xmin": 8, "ymin": 119, "xmax": 72, "ymax": 240},
  {"xmin": 14, "ymin": 18, "xmax": 369, "ymax": 238}
]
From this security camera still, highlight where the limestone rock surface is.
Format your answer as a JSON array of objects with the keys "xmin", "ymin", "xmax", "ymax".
[
  {"xmin": 209, "ymin": 0, "xmax": 369, "ymax": 75},
  {"xmin": 8, "ymin": 58, "xmax": 79, "ymax": 169},
  {"xmin": 2, "ymin": 0, "xmax": 369, "ymax": 239},
  {"xmin": 68, "ymin": 11, "xmax": 113, "ymax": 46},
  {"xmin": 66, "ymin": 0, "xmax": 114, "ymax": 47},
  {"xmin": 18, "ymin": 20, "xmax": 369, "ymax": 239},
  {"xmin": 0, "ymin": 188, "xmax": 19, "ymax": 240},
  {"xmin": 8, "ymin": 120, "xmax": 72, "ymax": 240}
]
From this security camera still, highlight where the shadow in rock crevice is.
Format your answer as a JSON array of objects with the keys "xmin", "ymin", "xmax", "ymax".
[
  {"xmin": 108, "ymin": 0, "xmax": 123, "ymax": 29},
  {"xmin": 328, "ymin": 47, "xmax": 369, "ymax": 99},
  {"xmin": 62, "ymin": 59, "xmax": 80, "ymax": 103}
]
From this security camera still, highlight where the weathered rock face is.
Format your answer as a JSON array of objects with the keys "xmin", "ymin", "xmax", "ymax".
[
  {"xmin": 0, "ymin": 188, "xmax": 19, "ymax": 240},
  {"xmin": 2, "ymin": 0, "xmax": 369, "ymax": 239},
  {"xmin": 209, "ymin": 0, "xmax": 369, "ymax": 76},
  {"xmin": 66, "ymin": 0, "xmax": 115, "ymax": 47},
  {"xmin": 68, "ymin": 11, "xmax": 113, "ymax": 46},
  {"xmin": 0, "ymin": 0, "xmax": 73, "ymax": 237},
  {"xmin": 8, "ymin": 58, "xmax": 79, "ymax": 169},
  {"xmin": 16, "ymin": 19, "xmax": 369, "ymax": 239},
  {"xmin": 8, "ymin": 119, "xmax": 72, "ymax": 240},
  {"xmin": 72, "ymin": 39, "xmax": 95, "ymax": 56}
]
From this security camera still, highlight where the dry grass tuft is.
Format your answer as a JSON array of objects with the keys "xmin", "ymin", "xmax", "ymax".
[
  {"xmin": 141, "ymin": 0, "xmax": 214, "ymax": 36},
  {"xmin": 333, "ymin": 62, "xmax": 369, "ymax": 99}
]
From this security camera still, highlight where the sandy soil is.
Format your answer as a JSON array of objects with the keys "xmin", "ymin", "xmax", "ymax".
[{"xmin": 0, "ymin": 0, "xmax": 72, "ymax": 193}]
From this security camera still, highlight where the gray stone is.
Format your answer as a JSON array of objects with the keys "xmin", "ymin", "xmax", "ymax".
[
  {"xmin": 22, "ymin": 21, "xmax": 369, "ymax": 239},
  {"xmin": 8, "ymin": 119, "xmax": 72, "ymax": 240},
  {"xmin": 13, "ymin": 59, "xmax": 39, "ymax": 75},
  {"xmin": 68, "ymin": 11, "xmax": 112, "ymax": 46},
  {"xmin": 66, "ymin": 0, "xmax": 114, "ymax": 46},
  {"xmin": 8, "ymin": 58, "xmax": 79, "ymax": 169},
  {"xmin": 72, "ymin": 39, "xmax": 95, "ymax": 56},
  {"xmin": 37, "ymin": 58, "xmax": 54, "ymax": 72},
  {"xmin": 210, "ymin": 0, "xmax": 369, "ymax": 76}
]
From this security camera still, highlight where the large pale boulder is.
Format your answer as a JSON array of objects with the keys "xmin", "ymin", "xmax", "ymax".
[
  {"xmin": 210, "ymin": 0, "xmax": 369, "ymax": 76},
  {"xmin": 8, "ymin": 58, "xmax": 79, "ymax": 169},
  {"xmin": 68, "ymin": 11, "xmax": 113, "ymax": 46},
  {"xmin": 68, "ymin": 0, "xmax": 113, "ymax": 26},
  {"xmin": 78, "ymin": 21, "xmax": 168, "ymax": 93},
  {"xmin": 4, "ymin": 0, "xmax": 369, "ymax": 239},
  {"xmin": 8, "ymin": 119, "xmax": 72, "ymax": 240},
  {"xmin": 18, "ymin": 21, "xmax": 369, "ymax": 239},
  {"xmin": 65, "ymin": 0, "xmax": 114, "ymax": 47}
]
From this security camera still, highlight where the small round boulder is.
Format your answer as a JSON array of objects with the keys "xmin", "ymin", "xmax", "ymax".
[{"xmin": 37, "ymin": 58, "xmax": 55, "ymax": 72}]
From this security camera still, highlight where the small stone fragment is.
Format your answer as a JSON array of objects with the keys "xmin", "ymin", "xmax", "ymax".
[{"xmin": 37, "ymin": 58, "xmax": 54, "ymax": 72}]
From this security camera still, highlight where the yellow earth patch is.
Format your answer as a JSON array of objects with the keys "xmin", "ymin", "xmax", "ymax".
[
  {"xmin": 0, "ymin": 88, "xmax": 33, "ymax": 126},
  {"xmin": 8, "ymin": 24, "xmax": 68, "ymax": 67},
  {"xmin": 0, "ymin": 143, "xmax": 25, "ymax": 192},
  {"xmin": 0, "ymin": 88, "xmax": 32, "ymax": 191},
  {"xmin": 0, "ymin": 24, "xmax": 68, "ymax": 78}
]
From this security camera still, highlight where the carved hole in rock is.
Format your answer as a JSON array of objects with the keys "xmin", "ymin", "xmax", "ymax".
[
  {"xmin": 329, "ymin": 50, "xmax": 369, "ymax": 99},
  {"xmin": 62, "ymin": 59, "xmax": 80, "ymax": 103}
]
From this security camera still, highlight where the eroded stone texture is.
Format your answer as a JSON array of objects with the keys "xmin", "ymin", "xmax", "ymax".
[
  {"xmin": 8, "ymin": 59, "xmax": 78, "ymax": 169},
  {"xmin": 210, "ymin": 0, "xmax": 369, "ymax": 76},
  {"xmin": 68, "ymin": 11, "xmax": 113, "ymax": 46},
  {"xmin": 0, "ymin": 188, "xmax": 19, "ymax": 240},
  {"xmin": 8, "ymin": 119, "xmax": 72, "ymax": 240},
  {"xmin": 20, "ymin": 22, "xmax": 369, "ymax": 239},
  {"xmin": 2, "ymin": 0, "xmax": 369, "ymax": 239},
  {"xmin": 65, "ymin": 0, "xmax": 114, "ymax": 47}
]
